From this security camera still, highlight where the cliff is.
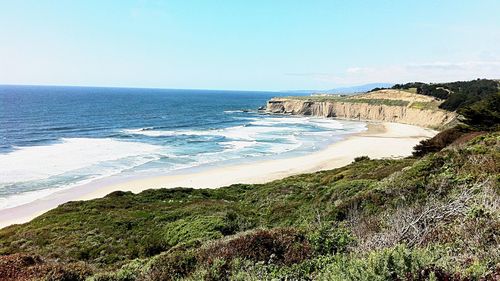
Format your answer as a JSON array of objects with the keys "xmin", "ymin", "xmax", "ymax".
[{"xmin": 265, "ymin": 90, "xmax": 457, "ymax": 129}]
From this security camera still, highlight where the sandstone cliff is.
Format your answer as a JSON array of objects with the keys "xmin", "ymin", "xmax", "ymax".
[{"xmin": 265, "ymin": 91, "xmax": 457, "ymax": 129}]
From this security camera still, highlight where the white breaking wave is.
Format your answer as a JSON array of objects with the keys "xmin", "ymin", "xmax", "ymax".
[
  {"xmin": 217, "ymin": 125, "xmax": 292, "ymax": 141},
  {"xmin": 123, "ymin": 128, "xmax": 211, "ymax": 137},
  {"xmin": 249, "ymin": 117, "xmax": 344, "ymax": 130},
  {"xmin": 0, "ymin": 138, "xmax": 161, "ymax": 183},
  {"xmin": 122, "ymin": 116, "xmax": 347, "ymax": 141},
  {"xmin": 220, "ymin": 140, "xmax": 258, "ymax": 150},
  {"xmin": 123, "ymin": 125, "xmax": 295, "ymax": 141},
  {"xmin": 0, "ymin": 186, "xmax": 69, "ymax": 210}
]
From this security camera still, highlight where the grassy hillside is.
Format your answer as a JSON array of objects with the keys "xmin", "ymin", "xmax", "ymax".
[
  {"xmin": 281, "ymin": 95, "xmax": 411, "ymax": 107},
  {"xmin": 392, "ymin": 79, "xmax": 499, "ymax": 112},
  {"xmin": 391, "ymin": 79, "xmax": 500, "ymax": 131}
]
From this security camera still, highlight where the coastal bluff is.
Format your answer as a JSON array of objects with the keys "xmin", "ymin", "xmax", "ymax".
[{"xmin": 265, "ymin": 90, "xmax": 457, "ymax": 129}]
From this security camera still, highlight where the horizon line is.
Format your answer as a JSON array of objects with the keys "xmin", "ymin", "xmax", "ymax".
[{"xmin": 0, "ymin": 83, "xmax": 286, "ymax": 93}]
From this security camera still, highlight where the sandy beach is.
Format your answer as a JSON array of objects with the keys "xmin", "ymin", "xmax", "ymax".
[{"xmin": 0, "ymin": 121, "xmax": 437, "ymax": 228}]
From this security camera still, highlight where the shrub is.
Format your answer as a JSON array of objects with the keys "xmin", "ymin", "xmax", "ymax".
[
  {"xmin": 459, "ymin": 92, "xmax": 500, "ymax": 131},
  {"xmin": 142, "ymin": 250, "xmax": 197, "ymax": 281},
  {"xmin": 204, "ymin": 258, "xmax": 230, "ymax": 281},
  {"xmin": 217, "ymin": 211, "xmax": 254, "ymax": 236},
  {"xmin": 317, "ymin": 245, "xmax": 440, "ymax": 281},
  {"xmin": 412, "ymin": 126, "xmax": 469, "ymax": 157},
  {"xmin": 43, "ymin": 263, "xmax": 93, "ymax": 281},
  {"xmin": 0, "ymin": 254, "xmax": 92, "ymax": 281},
  {"xmin": 141, "ymin": 231, "xmax": 168, "ymax": 257},
  {"xmin": 353, "ymin": 156, "xmax": 370, "ymax": 162},
  {"xmin": 308, "ymin": 223, "xmax": 356, "ymax": 256},
  {"xmin": 199, "ymin": 228, "xmax": 312, "ymax": 267}
]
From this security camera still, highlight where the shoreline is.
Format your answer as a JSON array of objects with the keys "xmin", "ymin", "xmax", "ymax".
[{"xmin": 0, "ymin": 121, "xmax": 437, "ymax": 228}]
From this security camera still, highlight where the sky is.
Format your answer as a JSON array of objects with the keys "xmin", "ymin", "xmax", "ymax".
[{"xmin": 1, "ymin": 0, "xmax": 499, "ymax": 91}]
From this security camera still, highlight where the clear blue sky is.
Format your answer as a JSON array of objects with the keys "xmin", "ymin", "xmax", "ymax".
[{"xmin": 1, "ymin": 0, "xmax": 499, "ymax": 90}]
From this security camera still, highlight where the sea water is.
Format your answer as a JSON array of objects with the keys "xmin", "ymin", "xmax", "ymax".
[{"xmin": 0, "ymin": 85, "xmax": 366, "ymax": 210}]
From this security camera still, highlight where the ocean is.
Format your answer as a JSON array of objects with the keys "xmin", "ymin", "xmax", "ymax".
[{"xmin": 0, "ymin": 85, "xmax": 367, "ymax": 210}]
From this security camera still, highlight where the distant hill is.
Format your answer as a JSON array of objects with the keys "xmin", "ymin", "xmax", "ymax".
[
  {"xmin": 286, "ymin": 83, "xmax": 394, "ymax": 95},
  {"xmin": 321, "ymin": 83, "xmax": 394, "ymax": 94}
]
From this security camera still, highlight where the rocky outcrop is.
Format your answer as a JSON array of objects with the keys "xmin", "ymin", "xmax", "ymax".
[{"xmin": 265, "ymin": 98, "xmax": 457, "ymax": 129}]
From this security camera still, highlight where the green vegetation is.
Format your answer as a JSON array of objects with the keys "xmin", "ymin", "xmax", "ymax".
[
  {"xmin": 343, "ymin": 98, "xmax": 409, "ymax": 107},
  {"xmin": 1, "ymin": 79, "xmax": 499, "ymax": 280},
  {"xmin": 284, "ymin": 95, "xmax": 410, "ymax": 107},
  {"xmin": 409, "ymin": 101, "xmax": 439, "ymax": 110},
  {"xmin": 412, "ymin": 125, "xmax": 474, "ymax": 157},
  {"xmin": 392, "ymin": 79, "xmax": 499, "ymax": 113},
  {"xmin": 460, "ymin": 92, "xmax": 500, "ymax": 131}
]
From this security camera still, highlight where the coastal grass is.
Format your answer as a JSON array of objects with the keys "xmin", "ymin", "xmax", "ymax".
[
  {"xmin": 0, "ymin": 132, "xmax": 498, "ymax": 280},
  {"xmin": 409, "ymin": 101, "xmax": 441, "ymax": 110},
  {"xmin": 282, "ymin": 95, "xmax": 410, "ymax": 107},
  {"xmin": 343, "ymin": 98, "xmax": 409, "ymax": 107}
]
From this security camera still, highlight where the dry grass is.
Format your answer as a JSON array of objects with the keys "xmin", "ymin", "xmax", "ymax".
[{"xmin": 352, "ymin": 89, "xmax": 438, "ymax": 103}]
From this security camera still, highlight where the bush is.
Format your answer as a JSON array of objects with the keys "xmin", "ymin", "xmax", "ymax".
[
  {"xmin": 353, "ymin": 156, "xmax": 370, "ymax": 163},
  {"xmin": 142, "ymin": 250, "xmax": 197, "ymax": 281},
  {"xmin": 44, "ymin": 263, "xmax": 94, "ymax": 281},
  {"xmin": 412, "ymin": 126, "xmax": 469, "ymax": 157},
  {"xmin": 317, "ymin": 245, "xmax": 441, "ymax": 281},
  {"xmin": 308, "ymin": 223, "xmax": 356, "ymax": 255},
  {"xmin": 0, "ymin": 254, "xmax": 92, "ymax": 281},
  {"xmin": 199, "ymin": 228, "xmax": 313, "ymax": 267},
  {"xmin": 141, "ymin": 231, "xmax": 168, "ymax": 257},
  {"xmin": 459, "ymin": 92, "xmax": 500, "ymax": 130}
]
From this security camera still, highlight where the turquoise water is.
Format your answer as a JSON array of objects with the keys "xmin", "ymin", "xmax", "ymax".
[{"xmin": 0, "ymin": 85, "xmax": 366, "ymax": 209}]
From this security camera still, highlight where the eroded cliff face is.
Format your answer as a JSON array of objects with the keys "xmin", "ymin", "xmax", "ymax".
[{"xmin": 265, "ymin": 98, "xmax": 457, "ymax": 129}]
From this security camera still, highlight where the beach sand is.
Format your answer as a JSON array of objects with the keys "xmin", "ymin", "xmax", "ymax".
[{"xmin": 0, "ymin": 122, "xmax": 437, "ymax": 228}]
